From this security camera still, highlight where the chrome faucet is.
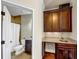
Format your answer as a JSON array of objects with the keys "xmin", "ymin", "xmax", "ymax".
[{"xmin": 61, "ymin": 32, "xmax": 64, "ymax": 39}]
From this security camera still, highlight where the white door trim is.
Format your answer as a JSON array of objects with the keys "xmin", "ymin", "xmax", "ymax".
[{"xmin": 1, "ymin": 1, "xmax": 34, "ymax": 59}]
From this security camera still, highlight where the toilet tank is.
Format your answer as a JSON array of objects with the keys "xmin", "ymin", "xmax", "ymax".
[{"xmin": 21, "ymin": 39, "xmax": 25, "ymax": 45}]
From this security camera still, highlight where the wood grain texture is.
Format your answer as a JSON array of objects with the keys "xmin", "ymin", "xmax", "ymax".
[
  {"xmin": 59, "ymin": 7, "xmax": 72, "ymax": 32},
  {"xmin": 44, "ymin": 7, "xmax": 72, "ymax": 32},
  {"xmin": 44, "ymin": 11, "xmax": 52, "ymax": 32},
  {"xmin": 55, "ymin": 43, "xmax": 77, "ymax": 59},
  {"xmin": 43, "ymin": 52, "xmax": 55, "ymax": 59},
  {"xmin": 51, "ymin": 10, "xmax": 60, "ymax": 32},
  {"xmin": 11, "ymin": 15, "xmax": 21, "ymax": 24}
]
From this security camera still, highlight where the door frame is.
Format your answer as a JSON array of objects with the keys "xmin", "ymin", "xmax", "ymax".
[{"xmin": 1, "ymin": 0, "xmax": 34, "ymax": 59}]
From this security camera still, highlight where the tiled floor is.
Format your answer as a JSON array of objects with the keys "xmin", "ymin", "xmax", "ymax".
[{"xmin": 11, "ymin": 52, "xmax": 31, "ymax": 59}]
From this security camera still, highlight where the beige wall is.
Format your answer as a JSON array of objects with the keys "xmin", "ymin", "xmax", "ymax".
[{"xmin": 21, "ymin": 14, "xmax": 32, "ymax": 40}]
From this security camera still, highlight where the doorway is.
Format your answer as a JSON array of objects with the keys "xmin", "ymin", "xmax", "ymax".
[{"xmin": 1, "ymin": 1, "xmax": 33, "ymax": 59}]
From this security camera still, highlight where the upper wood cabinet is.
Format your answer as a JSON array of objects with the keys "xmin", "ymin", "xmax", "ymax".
[
  {"xmin": 44, "ymin": 11, "xmax": 52, "ymax": 32},
  {"xmin": 59, "ymin": 7, "xmax": 72, "ymax": 32},
  {"xmin": 51, "ymin": 10, "xmax": 60, "ymax": 32},
  {"xmin": 44, "ymin": 7, "xmax": 72, "ymax": 32}
]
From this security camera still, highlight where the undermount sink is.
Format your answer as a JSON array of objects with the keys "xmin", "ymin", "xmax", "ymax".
[
  {"xmin": 59, "ymin": 37, "xmax": 68, "ymax": 42},
  {"xmin": 59, "ymin": 39, "xmax": 68, "ymax": 42}
]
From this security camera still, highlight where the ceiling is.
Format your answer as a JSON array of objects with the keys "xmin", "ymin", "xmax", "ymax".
[
  {"xmin": 7, "ymin": 5, "xmax": 32, "ymax": 16},
  {"xmin": 2, "ymin": 1, "xmax": 32, "ymax": 16},
  {"xmin": 44, "ymin": 0, "xmax": 71, "ymax": 10}
]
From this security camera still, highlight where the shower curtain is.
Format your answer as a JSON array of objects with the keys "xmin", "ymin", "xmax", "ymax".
[{"xmin": 11, "ymin": 23, "xmax": 20, "ymax": 52}]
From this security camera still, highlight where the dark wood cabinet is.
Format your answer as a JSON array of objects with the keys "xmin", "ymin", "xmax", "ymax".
[
  {"xmin": 56, "ymin": 43, "xmax": 77, "ymax": 59},
  {"xmin": 44, "ymin": 10, "xmax": 60, "ymax": 32},
  {"xmin": 44, "ymin": 7, "xmax": 72, "ymax": 32},
  {"xmin": 44, "ymin": 11, "xmax": 52, "ymax": 32},
  {"xmin": 59, "ymin": 7, "xmax": 72, "ymax": 32},
  {"xmin": 25, "ymin": 40, "xmax": 32, "ymax": 54},
  {"xmin": 51, "ymin": 10, "xmax": 60, "ymax": 32}
]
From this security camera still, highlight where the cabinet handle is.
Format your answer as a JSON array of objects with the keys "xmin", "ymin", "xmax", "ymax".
[
  {"xmin": 68, "ymin": 51, "xmax": 73, "ymax": 59},
  {"xmin": 64, "ymin": 50, "xmax": 68, "ymax": 59}
]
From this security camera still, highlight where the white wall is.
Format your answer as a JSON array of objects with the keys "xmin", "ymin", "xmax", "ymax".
[
  {"xmin": 21, "ymin": 14, "xmax": 32, "ymax": 40},
  {"xmin": 71, "ymin": 0, "xmax": 77, "ymax": 40},
  {"xmin": 2, "ymin": 0, "xmax": 44, "ymax": 59}
]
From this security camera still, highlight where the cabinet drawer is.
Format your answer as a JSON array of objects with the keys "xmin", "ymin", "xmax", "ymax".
[
  {"xmin": 56, "ymin": 43, "xmax": 65, "ymax": 48},
  {"xmin": 65, "ymin": 44, "xmax": 77, "ymax": 48},
  {"xmin": 56, "ymin": 43, "xmax": 77, "ymax": 59},
  {"xmin": 56, "ymin": 43, "xmax": 76, "ymax": 47}
]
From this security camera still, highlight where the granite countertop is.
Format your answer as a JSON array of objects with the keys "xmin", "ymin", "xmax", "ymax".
[{"xmin": 42, "ymin": 37, "xmax": 77, "ymax": 44}]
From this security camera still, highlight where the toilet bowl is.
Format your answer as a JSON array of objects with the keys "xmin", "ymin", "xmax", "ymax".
[
  {"xmin": 14, "ymin": 45, "xmax": 24, "ymax": 51},
  {"xmin": 14, "ymin": 40, "xmax": 25, "ymax": 55},
  {"xmin": 14, "ymin": 45, "xmax": 24, "ymax": 55}
]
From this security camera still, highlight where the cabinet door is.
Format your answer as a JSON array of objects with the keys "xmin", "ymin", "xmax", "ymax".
[
  {"xmin": 51, "ymin": 11, "xmax": 60, "ymax": 32},
  {"xmin": 56, "ymin": 48, "xmax": 65, "ymax": 59},
  {"xmin": 56, "ymin": 43, "xmax": 77, "ymax": 59},
  {"xmin": 67, "ymin": 48, "xmax": 77, "ymax": 59},
  {"xmin": 44, "ymin": 12, "xmax": 52, "ymax": 32},
  {"xmin": 60, "ymin": 8, "xmax": 72, "ymax": 32},
  {"xmin": 25, "ymin": 40, "xmax": 32, "ymax": 54}
]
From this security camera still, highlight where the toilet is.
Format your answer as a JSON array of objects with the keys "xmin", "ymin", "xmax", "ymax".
[{"xmin": 14, "ymin": 40, "xmax": 25, "ymax": 55}]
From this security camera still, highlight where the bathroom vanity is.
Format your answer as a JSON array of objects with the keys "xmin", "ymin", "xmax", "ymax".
[
  {"xmin": 42, "ymin": 37, "xmax": 77, "ymax": 59},
  {"xmin": 25, "ymin": 40, "xmax": 32, "ymax": 54},
  {"xmin": 56, "ymin": 43, "xmax": 77, "ymax": 59}
]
